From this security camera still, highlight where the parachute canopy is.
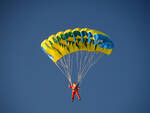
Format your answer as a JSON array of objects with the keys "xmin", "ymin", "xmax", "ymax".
[
  {"xmin": 41, "ymin": 28, "xmax": 114, "ymax": 84},
  {"xmin": 41, "ymin": 28, "xmax": 114, "ymax": 62}
]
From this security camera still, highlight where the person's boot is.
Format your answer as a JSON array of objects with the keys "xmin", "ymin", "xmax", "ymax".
[{"xmin": 72, "ymin": 98, "xmax": 74, "ymax": 102}]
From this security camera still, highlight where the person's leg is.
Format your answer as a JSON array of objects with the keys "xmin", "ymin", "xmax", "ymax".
[
  {"xmin": 75, "ymin": 91, "xmax": 80, "ymax": 100},
  {"xmin": 72, "ymin": 91, "xmax": 75, "ymax": 102}
]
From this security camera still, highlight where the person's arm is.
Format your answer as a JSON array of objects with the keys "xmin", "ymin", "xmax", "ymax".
[{"xmin": 69, "ymin": 83, "xmax": 72, "ymax": 88}]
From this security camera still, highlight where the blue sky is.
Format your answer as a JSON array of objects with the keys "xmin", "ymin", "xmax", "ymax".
[{"xmin": 1, "ymin": 0, "xmax": 150, "ymax": 113}]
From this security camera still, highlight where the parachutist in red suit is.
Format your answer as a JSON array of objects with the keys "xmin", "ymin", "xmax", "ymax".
[{"xmin": 69, "ymin": 82, "xmax": 81, "ymax": 102}]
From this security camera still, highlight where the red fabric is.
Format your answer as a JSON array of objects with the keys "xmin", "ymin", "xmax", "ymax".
[{"xmin": 69, "ymin": 85, "xmax": 80, "ymax": 100}]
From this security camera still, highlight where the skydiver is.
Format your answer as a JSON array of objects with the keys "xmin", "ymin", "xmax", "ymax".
[{"xmin": 69, "ymin": 82, "xmax": 81, "ymax": 102}]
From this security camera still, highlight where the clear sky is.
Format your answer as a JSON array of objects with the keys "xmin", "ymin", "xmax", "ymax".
[{"xmin": 1, "ymin": 0, "xmax": 150, "ymax": 113}]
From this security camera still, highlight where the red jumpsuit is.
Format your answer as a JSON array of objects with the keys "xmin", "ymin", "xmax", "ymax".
[{"xmin": 69, "ymin": 84, "xmax": 80, "ymax": 101}]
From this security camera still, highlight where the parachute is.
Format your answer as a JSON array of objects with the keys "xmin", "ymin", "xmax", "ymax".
[{"xmin": 41, "ymin": 28, "xmax": 114, "ymax": 85}]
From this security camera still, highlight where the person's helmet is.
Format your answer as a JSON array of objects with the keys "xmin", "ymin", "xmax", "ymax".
[{"xmin": 73, "ymin": 82, "xmax": 76, "ymax": 84}]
